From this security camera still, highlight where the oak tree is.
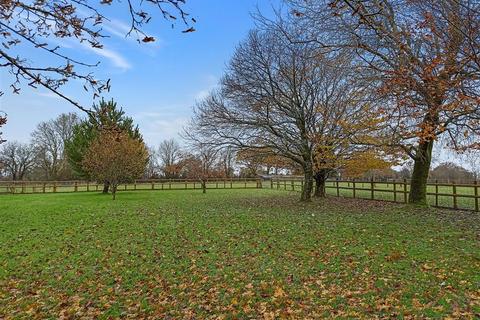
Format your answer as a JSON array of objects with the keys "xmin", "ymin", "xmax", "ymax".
[{"xmin": 289, "ymin": 0, "xmax": 480, "ymax": 204}]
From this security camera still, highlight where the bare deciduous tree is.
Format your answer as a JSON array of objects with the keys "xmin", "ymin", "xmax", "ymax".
[
  {"xmin": 32, "ymin": 113, "xmax": 80, "ymax": 180},
  {"xmin": 178, "ymin": 143, "xmax": 220, "ymax": 193},
  {"xmin": 0, "ymin": 141, "xmax": 36, "ymax": 180},
  {"xmin": 158, "ymin": 138, "xmax": 183, "ymax": 178},
  {"xmin": 187, "ymin": 22, "xmax": 375, "ymax": 201}
]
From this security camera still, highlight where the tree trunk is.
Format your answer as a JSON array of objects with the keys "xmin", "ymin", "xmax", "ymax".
[
  {"xmin": 102, "ymin": 181, "xmax": 110, "ymax": 194},
  {"xmin": 201, "ymin": 179, "xmax": 206, "ymax": 194},
  {"xmin": 409, "ymin": 139, "xmax": 434, "ymax": 205},
  {"xmin": 314, "ymin": 169, "xmax": 328, "ymax": 198},
  {"xmin": 112, "ymin": 184, "xmax": 117, "ymax": 200},
  {"xmin": 301, "ymin": 162, "xmax": 314, "ymax": 202}
]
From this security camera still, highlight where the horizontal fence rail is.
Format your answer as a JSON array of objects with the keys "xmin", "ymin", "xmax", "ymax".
[
  {"xmin": 0, "ymin": 178, "xmax": 263, "ymax": 195},
  {"xmin": 267, "ymin": 178, "xmax": 479, "ymax": 212},
  {"xmin": 1, "ymin": 178, "xmax": 478, "ymax": 213}
]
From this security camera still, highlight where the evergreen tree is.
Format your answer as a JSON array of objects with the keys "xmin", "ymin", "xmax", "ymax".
[{"xmin": 65, "ymin": 99, "xmax": 142, "ymax": 193}]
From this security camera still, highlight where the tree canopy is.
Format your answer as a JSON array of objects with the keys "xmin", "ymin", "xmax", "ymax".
[{"xmin": 82, "ymin": 128, "xmax": 148, "ymax": 199}]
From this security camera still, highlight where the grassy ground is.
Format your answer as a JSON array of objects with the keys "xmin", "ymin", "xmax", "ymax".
[{"xmin": 0, "ymin": 190, "xmax": 479, "ymax": 319}]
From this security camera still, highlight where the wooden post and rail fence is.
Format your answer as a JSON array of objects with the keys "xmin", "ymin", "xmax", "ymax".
[{"xmin": 0, "ymin": 177, "xmax": 478, "ymax": 212}]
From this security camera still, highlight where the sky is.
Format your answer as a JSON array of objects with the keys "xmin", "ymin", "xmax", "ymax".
[
  {"xmin": 0, "ymin": 0, "xmax": 473, "ymax": 169},
  {"xmin": 0, "ymin": 0, "xmax": 281, "ymax": 146}
]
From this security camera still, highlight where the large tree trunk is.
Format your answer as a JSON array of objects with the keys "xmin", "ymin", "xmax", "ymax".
[
  {"xmin": 301, "ymin": 162, "xmax": 314, "ymax": 201},
  {"xmin": 409, "ymin": 139, "xmax": 434, "ymax": 205},
  {"xmin": 102, "ymin": 181, "xmax": 110, "ymax": 194},
  {"xmin": 314, "ymin": 169, "xmax": 328, "ymax": 198}
]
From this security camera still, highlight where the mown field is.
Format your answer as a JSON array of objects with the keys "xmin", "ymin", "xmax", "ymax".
[{"xmin": 1, "ymin": 189, "xmax": 479, "ymax": 319}]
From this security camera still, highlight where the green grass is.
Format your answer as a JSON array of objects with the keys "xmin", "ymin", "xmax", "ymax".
[{"xmin": 1, "ymin": 190, "xmax": 479, "ymax": 318}]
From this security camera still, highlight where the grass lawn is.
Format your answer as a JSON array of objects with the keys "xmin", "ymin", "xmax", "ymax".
[{"xmin": 0, "ymin": 190, "xmax": 479, "ymax": 319}]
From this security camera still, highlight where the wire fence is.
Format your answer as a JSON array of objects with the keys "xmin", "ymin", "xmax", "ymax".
[{"xmin": 1, "ymin": 177, "xmax": 478, "ymax": 212}]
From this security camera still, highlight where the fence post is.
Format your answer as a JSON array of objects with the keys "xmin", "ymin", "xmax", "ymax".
[
  {"xmin": 284, "ymin": 180, "xmax": 286, "ymax": 190},
  {"xmin": 393, "ymin": 179, "xmax": 397, "ymax": 202},
  {"xmin": 134, "ymin": 182, "xmax": 136, "ymax": 191},
  {"xmin": 475, "ymin": 181, "xmax": 479, "ymax": 212},
  {"xmin": 452, "ymin": 182, "xmax": 458, "ymax": 210},
  {"xmin": 403, "ymin": 179, "xmax": 408, "ymax": 203},
  {"xmin": 336, "ymin": 178, "xmax": 340, "ymax": 197},
  {"xmin": 53, "ymin": 182, "xmax": 57, "ymax": 193},
  {"xmin": 271, "ymin": 179, "xmax": 273, "ymax": 189},
  {"xmin": 291, "ymin": 180, "xmax": 294, "ymax": 191},
  {"xmin": 74, "ymin": 181, "xmax": 78, "ymax": 192},
  {"xmin": 435, "ymin": 180, "xmax": 439, "ymax": 207},
  {"xmin": 43, "ymin": 183, "xmax": 46, "ymax": 193},
  {"xmin": 152, "ymin": 182, "xmax": 155, "ymax": 190},
  {"xmin": 87, "ymin": 182, "xmax": 90, "ymax": 192},
  {"xmin": 370, "ymin": 177, "xmax": 374, "ymax": 200},
  {"xmin": 353, "ymin": 179, "xmax": 356, "ymax": 198},
  {"xmin": 21, "ymin": 183, "xmax": 25, "ymax": 194},
  {"xmin": 245, "ymin": 178, "xmax": 247, "ymax": 189}
]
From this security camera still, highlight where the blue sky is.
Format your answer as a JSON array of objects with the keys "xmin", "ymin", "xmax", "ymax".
[{"xmin": 0, "ymin": 0, "xmax": 281, "ymax": 146}]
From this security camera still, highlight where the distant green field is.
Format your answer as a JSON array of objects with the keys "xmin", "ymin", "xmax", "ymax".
[{"xmin": 1, "ymin": 190, "xmax": 479, "ymax": 318}]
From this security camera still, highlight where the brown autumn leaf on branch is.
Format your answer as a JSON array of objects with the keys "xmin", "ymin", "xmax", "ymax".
[
  {"xmin": 0, "ymin": 0, "xmax": 195, "ymax": 113},
  {"xmin": 0, "ymin": 112, "xmax": 6, "ymax": 144},
  {"xmin": 142, "ymin": 36, "xmax": 156, "ymax": 43},
  {"xmin": 182, "ymin": 27, "xmax": 196, "ymax": 33}
]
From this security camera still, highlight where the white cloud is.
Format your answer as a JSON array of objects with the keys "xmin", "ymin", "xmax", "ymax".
[
  {"xmin": 195, "ymin": 89, "xmax": 210, "ymax": 101},
  {"xmin": 102, "ymin": 19, "xmax": 131, "ymax": 39},
  {"xmin": 134, "ymin": 111, "xmax": 189, "ymax": 145},
  {"xmin": 82, "ymin": 44, "xmax": 132, "ymax": 71},
  {"xmin": 36, "ymin": 91, "xmax": 62, "ymax": 99}
]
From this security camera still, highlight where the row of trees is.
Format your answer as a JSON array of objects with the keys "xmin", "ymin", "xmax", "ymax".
[
  {"xmin": 186, "ymin": 0, "xmax": 480, "ymax": 204},
  {"xmin": 0, "ymin": 113, "xmax": 80, "ymax": 181}
]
